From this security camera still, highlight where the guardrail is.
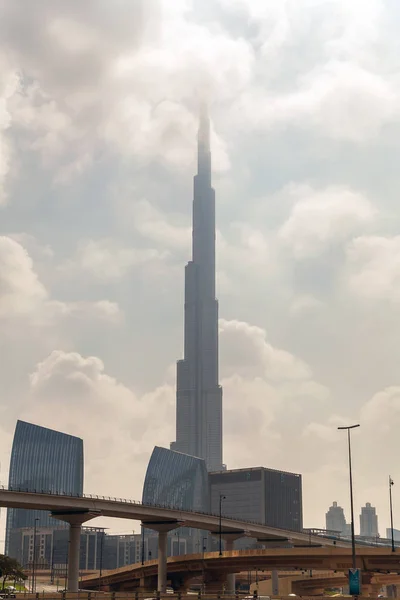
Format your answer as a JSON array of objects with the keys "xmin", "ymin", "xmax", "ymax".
[
  {"xmin": 0, "ymin": 486, "xmax": 315, "ymax": 536},
  {"xmin": 5, "ymin": 594, "xmax": 368, "ymax": 600}
]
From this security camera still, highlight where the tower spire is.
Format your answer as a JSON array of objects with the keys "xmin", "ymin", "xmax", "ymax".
[
  {"xmin": 198, "ymin": 103, "xmax": 210, "ymax": 150},
  {"xmin": 171, "ymin": 105, "xmax": 223, "ymax": 472},
  {"xmin": 197, "ymin": 103, "xmax": 211, "ymax": 183}
]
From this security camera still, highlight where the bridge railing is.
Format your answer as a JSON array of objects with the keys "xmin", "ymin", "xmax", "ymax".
[
  {"xmin": 9, "ymin": 594, "xmax": 362, "ymax": 600},
  {"xmin": 0, "ymin": 486, "xmax": 311, "ymax": 534},
  {"xmin": 0, "ymin": 486, "xmax": 362, "ymax": 544}
]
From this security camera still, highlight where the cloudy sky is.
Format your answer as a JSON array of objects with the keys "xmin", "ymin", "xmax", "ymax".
[{"xmin": 1, "ymin": 0, "xmax": 400, "ymax": 539}]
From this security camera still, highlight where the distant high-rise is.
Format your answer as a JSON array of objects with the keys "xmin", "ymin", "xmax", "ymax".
[
  {"xmin": 209, "ymin": 467, "xmax": 303, "ymax": 531},
  {"xmin": 386, "ymin": 528, "xmax": 400, "ymax": 541},
  {"xmin": 6, "ymin": 420, "xmax": 83, "ymax": 556},
  {"xmin": 360, "ymin": 502, "xmax": 379, "ymax": 537},
  {"xmin": 170, "ymin": 107, "xmax": 223, "ymax": 472},
  {"xmin": 326, "ymin": 501, "xmax": 347, "ymax": 534}
]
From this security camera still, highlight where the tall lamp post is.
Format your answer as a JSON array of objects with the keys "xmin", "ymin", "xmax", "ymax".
[
  {"xmin": 141, "ymin": 524, "xmax": 145, "ymax": 565},
  {"xmin": 389, "ymin": 476, "xmax": 395, "ymax": 552},
  {"xmin": 219, "ymin": 494, "xmax": 226, "ymax": 556},
  {"xmin": 175, "ymin": 530, "xmax": 181, "ymax": 556},
  {"xmin": 338, "ymin": 424, "xmax": 360, "ymax": 580},
  {"xmin": 31, "ymin": 517, "xmax": 39, "ymax": 593},
  {"xmin": 338, "ymin": 424, "xmax": 359, "ymax": 570},
  {"xmin": 98, "ymin": 531, "xmax": 104, "ymax": 591}
]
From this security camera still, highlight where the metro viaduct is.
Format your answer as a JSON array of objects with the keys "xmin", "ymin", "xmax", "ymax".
[
  {"xmin": 81, "ymin": 547, "xmax": 400, "ymax": 594},
  {"xmin": 0, "ymin": 488, "xmax": 354, "ymax": 593}
]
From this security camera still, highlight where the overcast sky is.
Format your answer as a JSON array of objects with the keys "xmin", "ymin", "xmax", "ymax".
[{"xmin": 1, "ymin": 0, "xmax": 400, "ymax": 539}]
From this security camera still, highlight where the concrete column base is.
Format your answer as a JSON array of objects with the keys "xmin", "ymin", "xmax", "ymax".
[
  {"xmin": 203, "ymin": 573, "xmax": 227, "ymax": 594},
  {"xmin": 142, "ymin": 520, "xmax": 182, "ymax": 594},
  {"xmin": 68, "ymin": 523, "xmax": 81, "ymax": 593},
  {"xmin": 51, "ymin": 510, "xmax": 99, "ymax": 593}
]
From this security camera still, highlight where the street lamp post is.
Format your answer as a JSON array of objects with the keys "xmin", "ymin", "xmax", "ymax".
[
  {"xmin": 202, "ymin": 536, "xmax": 208, "ymax": 592},
  {"xmin": 202, "ymin": 536, "xmax": 208, "ymax": 558},
  {"xmin": 141, "ymin": 524, "xmax": 145, "ymax": 565},
  {"xmin": 389, "ymin": 476, "xmax": 395, "ymax": 552},
  {"xmin": 338, "ymin": 424, "xmax": 360, "ymax": 571},
  {"xmin": 32, "ymin": 517, "xmax": 39, "ymax": 593},
  {"xmin": 338, "ymin": 422, "xmax": 360, "ymax": 600},
  {"xmin": 175, "ymin": 530, "xmax": 181, "ymax": 556},
  {"xmin": 98, "ymin": 532, "xmax": 104, "ymax": 591},
  {"xmin": 219, "ymin": 494, "xmax": 226, "ymax": 556}
]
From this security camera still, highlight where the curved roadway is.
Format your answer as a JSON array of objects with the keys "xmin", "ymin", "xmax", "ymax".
[
  {"xmin": 0, "ymin": 488, "xmax": 349, "ymax": 546},
  {"xmin": 82, "ymin": 547, "xmax": 400, "ymax": 590}
]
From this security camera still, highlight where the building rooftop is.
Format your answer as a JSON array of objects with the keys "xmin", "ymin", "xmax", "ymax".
[{"xmin": 209, "ymin": 465, "xmax": 301, "ymax": 477}]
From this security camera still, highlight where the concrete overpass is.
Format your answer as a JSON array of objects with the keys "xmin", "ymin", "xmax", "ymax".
[
  {"xmin": 252, "ymin": 569, "xmax": 400, "ymax": 597},
  {"xmin": 81, "ymin": 547, "xmax": 400, "ymax": 594},
  {"xmin": 0, "ymin": 488, "xmax": 352, "ymax": 594}
]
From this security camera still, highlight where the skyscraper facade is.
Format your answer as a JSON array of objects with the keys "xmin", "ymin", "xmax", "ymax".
[
  {"xmin": 171, "ymin": 108, "xmax": 223, "ymax": 472},
  {"xmin": 209, "ymin": 467, "xmax": 303, "ymax": 531},
  {"xmin": 360, "ymin": 502, "xmax": 379, "ymax": 537},
  {"xmin": 326, "ymin": 501, "xmax": 347, "ymax": 534},
  {"xmin": 6, "ymin": 420, "xmax": 84, "ymax": 555},
  {"xmin": 142, "ymin": 446, "xmax": 209, "ymax": 512}
]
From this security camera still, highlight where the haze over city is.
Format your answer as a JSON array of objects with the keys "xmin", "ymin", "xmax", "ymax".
[{"xmin": 1, "ymin": 0, "xmax": 400, "ymax": 541}]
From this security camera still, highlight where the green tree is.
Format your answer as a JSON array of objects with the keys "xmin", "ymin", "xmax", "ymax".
[{"xmin": 0, "ymin": 555, "xmax": 26, "ymax": 590}]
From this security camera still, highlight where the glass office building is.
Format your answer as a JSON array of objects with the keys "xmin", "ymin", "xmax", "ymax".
[
  {"xmin": 6, "ymin": 420, "xmax": 84, "ymax": 555},
  {"xmin": 142, "ymin": 446, "xmax": 209, "ymax": 512},
  {"xmin": 209, "ymin": 466, "xmax": 303, "ymax": 531}
]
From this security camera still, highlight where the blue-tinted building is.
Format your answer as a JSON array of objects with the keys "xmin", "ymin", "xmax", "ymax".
[
  {"xmin": 142, "ymin": 446, "xmax": 209, "ymax": 512},
  {"xmin": 142, "ymin": 447, "xmax": 209, "ymax": 557},
  {"xmin": 6, "ymin": 420, "xmax": 83, "ymax": 556}
]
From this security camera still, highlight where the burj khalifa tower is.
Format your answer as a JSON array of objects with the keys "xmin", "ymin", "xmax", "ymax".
[{"xmin": 170, "ymin": 108, "xmax": 223, "ymax": 472}]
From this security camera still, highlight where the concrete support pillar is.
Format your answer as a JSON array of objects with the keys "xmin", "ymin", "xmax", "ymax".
[
  {"xmin": 271, "ymin": 569, "xmax": 279, "ymax": 595},
  {"xmin": 212, "ymin": 531, "xmax": 247, "ymax": 595},
  {"xmin": 224, "ymin": 538, "xmax": 235, "ymax": 593},
  {"xmin": 50, "ymin": 510, "xmax": 99, "ymax": 593},
  {"xmin": 142, "ymin": 520, "xmax": 182, "ymax": 595},
  {"xmin": 225, "ymin": 538, "xmax": 235, "ymax": 551},
  {"xmin": 68, "ymin": 523, "xmax": 82, "ymax": 593},
  {"xmin": 158, "ymin": 531, "xmax": 168, "ymax": 593}
]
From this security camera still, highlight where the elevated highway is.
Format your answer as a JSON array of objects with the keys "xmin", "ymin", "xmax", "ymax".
[
  {"xmin": 0, "ymin": 487, "xmax": 346, "ymax": 546},
  {"xmin": 0, "ymin": 488, "xmax": 353, "ymax": 594},
  {"xmin": 81, "ymin": 547, "xmax": 400, "ymax": 593}
]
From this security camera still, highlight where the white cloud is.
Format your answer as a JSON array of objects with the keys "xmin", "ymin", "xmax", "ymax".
[
  {"xmin": 220, "ymin": 318, "xmax": 330, "ymax": 481},
  {"xmin": 346, "ymin": 235, "xmax": 400, "ymax": 302},
  {"xmin": 278, "ymin": 185, "xmax": 376, "ymax": 259},
  {"xmin": 132, "ymin": 200, "xmax": 190, "ymax": 251},
  {"xmin": 67, "ymin": 238, "xmax": 167, "ymax": 282},
  {"xmin": 0, "ymin": 236, "xmax": 122, "ymax": 324},
  {"xmin": 0, "ymin": 63, "xmax": 19, "ymax": 205},
  {"xmin": 290, "ymin": 294, "xmax": 323, "ymax": 315},
  {"xmin": 361, "ymin": 386, "xmax": 400, "ymax": 432},
  {"xmin": 220, "ymin": 318, "xmax": 313, "ymax": 381},
  {"xmin": 26, "ymin": 350, "xmax": 174, "ymax": 500},
  {"xmin": 0, "ymin": 236, "xmax": 47, "ymax": 317},
  {"xmin": 2, "ymin": 1, "xmax": 239, "ymax": 179},
  {"xmin": 50, "ymin": 300, "xmax": 122, "ymax": 324},
  {"xmin": 238, "ymin": 60, "xmax": 397, "ymax": 142},
  {"xmin": 307, "ymin": 61, "xmax": 396, "ymax": 142}
]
